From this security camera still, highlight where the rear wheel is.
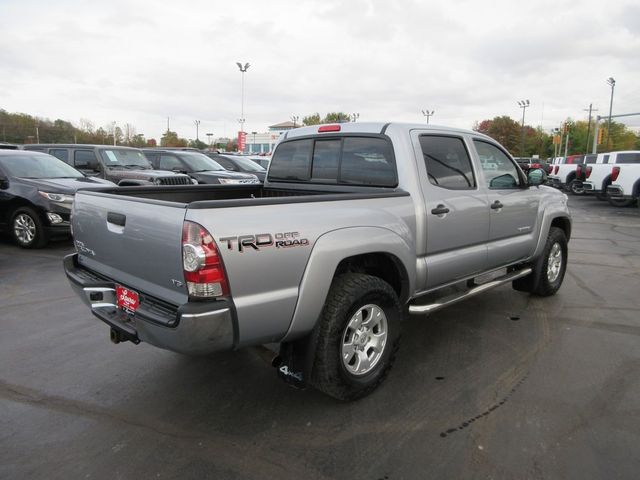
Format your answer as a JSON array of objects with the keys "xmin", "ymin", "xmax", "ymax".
[
  {"xmin": 607, "ymin": 197, "xmax": 636, "ymax": 207},
  {"xmin": 11, "ymin": 207, "xmax": 48, "ymax": 249},
  {"xmin": 568, "ymin": 180, "xmax": 584, "ymax": 195},
  {"xmin": 311, "ymin": 273, "xmax": 401, "ymax": 401}
]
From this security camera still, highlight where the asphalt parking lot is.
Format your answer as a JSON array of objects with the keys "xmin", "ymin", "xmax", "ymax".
[{"xmin": 1, "ymin": 196, "xmax": 639, "ymax": 480}]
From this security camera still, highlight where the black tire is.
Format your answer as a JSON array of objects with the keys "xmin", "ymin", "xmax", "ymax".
[
  {"xmin": 11, "ymin": 207, "xmax": 48, "ymax": 249},
  {"xmin": 532, "ymin": 227, "xmax": 568, "ymax": 296},
  {"xmin": 311, "ymin": 273, "xmax": 402, "ymax": 401},
  {"xmin": 568, "ymin": 180, "xmax": 584, "ymax": 195},
  {"xmin": 607, "ymin": 197, "xmax": 636, "ymax": 208}
]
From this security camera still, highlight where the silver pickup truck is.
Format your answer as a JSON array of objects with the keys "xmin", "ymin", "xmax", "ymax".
[{"xmin": 64, "ymin": 122, "xmax": 571, "ymax": 400}]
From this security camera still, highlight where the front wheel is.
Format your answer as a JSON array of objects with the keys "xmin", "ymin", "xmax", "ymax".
[
  {"xmin": 533, "ymin": 227, "xmax": 568, "ymax": 296},
  {"xmin": 11, "ymin": 207, "xmax": 48, "ymax": 248},
  {"xmin": 311, "ymin": 273, "xmax": 401, "ymax": 401}
]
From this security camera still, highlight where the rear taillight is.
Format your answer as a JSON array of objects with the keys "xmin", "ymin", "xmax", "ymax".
[
  {"xmin": 554, "ymin": 165, "xmax": 559, "ymax": 174},
  {"xmin": 318, "ymin": 124, "xmax": 341, "ymax": 133},
  {"xmin": 532, "ymin": 163, "xmax": 541, "ymax": 169},
  {"xmin": 611, "ymin": 166, "xmax": 620, "ymax": 182},
  {"xmin": 586, "ymin": 166, "xmax": 592, "ymax": 178},
  {"xmin": 576, "ymin": 165, "xmax": 582, "ymax": 176},
  {"xmin": 182, "ymin": 221, "xmax": 229, "ymax": 298}
]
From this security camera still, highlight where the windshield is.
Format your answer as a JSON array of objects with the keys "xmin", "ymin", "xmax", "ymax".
[
  {"xmin": 179, "ymin": 152, "xmax": 225, "ymax": 171},
  {"xmin": 225, "ymin": 156, "xmax": 265, "ymax": 172},
  {"xmin": 99, "ymin": 149, "xmax": 151, "ymax": 168},
  {"xmin": 0, "ymin": 153, "xmax": 83, "ymax": 178}
]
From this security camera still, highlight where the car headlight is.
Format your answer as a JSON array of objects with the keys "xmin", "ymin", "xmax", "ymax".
[
  {"xmin": 39, "ymin": 191, "xmax": 75, "ymax": 203},
  {"xmin": 218, "ymin": 178, "xmax": 240, "ymax": 184}
]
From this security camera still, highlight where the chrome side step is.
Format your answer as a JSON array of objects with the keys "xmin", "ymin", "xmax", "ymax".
[{"xmin": 408, "ymin": 267, "xmax": 532, "ymax": 315}]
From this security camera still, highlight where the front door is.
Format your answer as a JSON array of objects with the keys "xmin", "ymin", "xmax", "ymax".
[
  {"xmin": 472, "ymin": 139, "xmax": 540, "ymax": 268},
  {"xmin": 414, "ymin": 132, "xmax": 490, "ymax": 289}
]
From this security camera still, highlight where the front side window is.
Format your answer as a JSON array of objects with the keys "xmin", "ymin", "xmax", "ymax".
[
  {"xmin": 159, "ymin": 154, "xmax": 182, "ymax": 171},
  {"xmin": 473, "ymin": 140, "xmax": 521, "ymax": 189},
  {"xmin": 420, "ymin": 135, "xmax": 475, "ymax": 190},
  {"xmin": 74, "ymin": 150, "xmax": 97, "ymax": 169}
]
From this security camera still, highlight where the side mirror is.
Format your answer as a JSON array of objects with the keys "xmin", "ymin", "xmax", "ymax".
[
  {"xmin": 528, "ymin": 168, "xmax": 546, "ymax": 187},
  {"xmin": 0, "ymin": 175, "xmax": 9, "ymax": 189}
]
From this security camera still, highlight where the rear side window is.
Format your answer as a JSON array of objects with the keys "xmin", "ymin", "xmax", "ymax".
[
  {"xmin": 603, "ymin": 155, "xmax": 610, "ymax": 164},
  {"xmin": 584, "ymin": 154, "xmax": 597, "ymax": 164},
  {"xmin": 420, "ymin": 136, "xmax": 475, "ymax": 190},
  {"xmin": 50, "ymin": 149, "xmax": 69, "ymax": 163},
  {"xmin": 615, "ymin": 153, "xmax": 640, "ymax": 164},
  {"xmin": 159, "ymin": 154, "xmax": 182, "ymax": 171}
]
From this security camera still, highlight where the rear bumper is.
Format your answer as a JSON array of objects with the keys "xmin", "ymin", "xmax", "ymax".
[
  {"xmin": 548, "ymin": 177, "xmax": 564, "ymax": 189},
  {"xmin": 64, "ymin": 253, "xmax": 236, "ymax": 354},
  {"xmin": 607, "ymin": 185, "xmax": 627, "ymax": 198}
]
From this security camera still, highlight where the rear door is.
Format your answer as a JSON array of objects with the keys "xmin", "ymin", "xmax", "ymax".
[
  {"xmin": 72, "ymin": 192, "xmax": 188, "ymax": 305},
  {"xmin": 471, "ymin": 139, "xmax": 539, "ymax": 267},
  {"xmin": 413, "ymin": 132, "xmax": 490, "ymax": 289}
]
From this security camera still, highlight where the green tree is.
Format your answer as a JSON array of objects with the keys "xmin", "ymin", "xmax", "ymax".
[
  {"xmin": 303, "ymin": 113, "xmax": 321, "ymax": 126},
  {"xmin": 188, "ymin": 139, "xmax": 207, "ymax": 150},
  {"xmin": 323, "ymin": 112, "xmax": 351, "ymax": 123},
  {"xmin": 161, "ymin": 130, "xmax": 188, "ymax": 147}
]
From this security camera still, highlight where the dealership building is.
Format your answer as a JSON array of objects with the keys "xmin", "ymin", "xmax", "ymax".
[{"xmin": 242, "ymin": 121, "xmax": 298, "ymax": 154}]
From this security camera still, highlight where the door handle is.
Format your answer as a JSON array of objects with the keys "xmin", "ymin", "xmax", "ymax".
[
  {"xmin": 107, "ymin": 212, "xmax": 126, "ymax": 226},
  {"xmin": 431, "ymin": 204, "xmax": 450, "ymax": 215},
  {"xmin": 491, "ymin": 200, "xmax": 503, "ymax": 210}
]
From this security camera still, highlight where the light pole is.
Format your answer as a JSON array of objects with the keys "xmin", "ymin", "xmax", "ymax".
[
  {"xmin": 251, "ymin": 131, "xmax": 257, "ymax": 153},
  {"xmin": 421, "ymin": 110, "xmax": 434, "ymax": 124},
  {"xmin": 606, "ymin": 77, "xmax": 615, "ymax": 150},
  {"xmin": 351, "ymin": 113, "xmax": 360, "ymax": 122},
  {"xmin": 290, "ymin": 115, "xmax": 299, "ymax": 128},
  {"xmin": 517, "ymin": 100, "xmax": 530, "ymax": 158},
  {"xmin": 236, "ymin": 62, "xmax": 250, "ymax": 133},
  {"xmin": 206, "ymin": 132, "xmax": 213, "ymax": 149},
  {"xmin": 194, "ymin": 120, "xmax": 201, "ymax": 142},
  {"xmin": 583, "ymin": 104, "xmax": 598, "ymax": 154},
  {"xmin": 112, "ymin": 121, "xmax": 117, "ymax": 146}
]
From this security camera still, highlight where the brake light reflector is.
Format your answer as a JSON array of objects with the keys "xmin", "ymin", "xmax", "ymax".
[
  {"xmin": 612, "ymin": 166, "xmax": 620, "ymax": 182},
  {"xmin": 586, "ymin": 166, "xmax": 592, "ymax": 178},
  {"xmin": 182, "ymin": 221, "xmax": 229, "ymax": 298},
  {"xmin": 318, "ymin": 125, "xmax": 341, "ymax": 133},
  {"xmin": 554, "ymin": 165, "xmax": 559, "ymax": 174}
]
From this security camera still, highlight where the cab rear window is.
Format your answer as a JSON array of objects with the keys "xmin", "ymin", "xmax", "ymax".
[{"xmin": 268, "ymin": 136, "xmax": 397, "ymax": 187}]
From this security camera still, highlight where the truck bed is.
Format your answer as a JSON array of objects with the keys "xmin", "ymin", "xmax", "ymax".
[{"xmin": 79, "ymin": 184, "xmax": 405, "ymax": 209}]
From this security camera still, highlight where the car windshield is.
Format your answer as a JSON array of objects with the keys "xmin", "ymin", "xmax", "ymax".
[
  {"xmin": 226, "ymin": 156, "xmax": 265, "ymax": 172},
  {"xmin": 179, "ymin": 152, "xmax": 225, "ymax": 171},
  {"xmin": 99, "ymin": 149, "xmax": 151, "ymax": 169},
  {"xmin": 0, "ymin": 153, "xmax": 83, "ymax": 178}
]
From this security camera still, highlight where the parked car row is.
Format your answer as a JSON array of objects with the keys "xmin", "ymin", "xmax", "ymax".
[
  {"xmin": 546, "ymin": 151, "xmax": 640, "ymax": 207},
  {"xmin": 1, "ymin": 145, "xmax": 271, "ymax": 248}
]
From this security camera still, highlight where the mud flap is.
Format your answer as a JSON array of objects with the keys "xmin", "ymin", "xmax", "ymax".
[{"xmin": 276, "ymin": 333, "xmax": 318, "ymax": 390}]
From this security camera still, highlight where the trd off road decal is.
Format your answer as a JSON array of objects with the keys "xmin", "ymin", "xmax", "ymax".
[{"xmin": 219, "ymin": 231, "xmax": 309, "ymax": 252}]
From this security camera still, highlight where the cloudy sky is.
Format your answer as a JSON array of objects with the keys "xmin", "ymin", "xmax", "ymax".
[{"xmin": 1, "ymin": 0, "xmax": 639, "ymax": 141}]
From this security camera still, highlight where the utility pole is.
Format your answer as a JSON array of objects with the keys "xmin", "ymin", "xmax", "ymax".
[
  {"xmin": 351, "ymin": 113, "xmax": 360, "ymax": 122},
  {"xmin": 112, "ymin": 122, "xmax": 117, "ymax": 146},
  {"xmin": 583, "ymin": 104, "xmax": 597, "ymax": 154},
  {"xmin": 194, "ymin": 120, "xmax": 201, "ymax": 141},
  {"xmin": 35, "ymin": 123, "xmax": 40, "ymax": 144},
  {"xmin": 167, "ymin": 117, "xmax": 170, "ymax": 133},
  {"xmin": 564, "ymin": 123, "xmax": 570, "ymax": 158},
  {"xmin": 290, "ymin": 115, "xmax": 299, "ymax": 128}
]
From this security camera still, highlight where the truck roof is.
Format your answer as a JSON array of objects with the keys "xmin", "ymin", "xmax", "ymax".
[{"xmin": 283, "ymin": 122, "xmax": 493, "ymax": 141}]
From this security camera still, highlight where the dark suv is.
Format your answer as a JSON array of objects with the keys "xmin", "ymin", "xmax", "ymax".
[
  {"xmin": 142, "ymin": 149, "xmax": 259, "ymax": 184},
  {"xmin": 0, "ymin": 150, "xmax": 115, "ymax": 248},
  {"xmin": 23, "ymin": 144, "xmax": 192, "ymax": 186},
  {"xmin": 205, "ymin": 153, "xmax": 267, "ymax": 182}
]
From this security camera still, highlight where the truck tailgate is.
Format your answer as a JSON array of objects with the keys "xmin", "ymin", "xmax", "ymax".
[{"xmin": 72, "ymin": 192, "xmax": 188, "ymax": 306}]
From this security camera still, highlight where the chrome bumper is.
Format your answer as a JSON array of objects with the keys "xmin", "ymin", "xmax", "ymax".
[{"xmin": 64, "ymin": 254, "xmax": 236, "ymax": 354}]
